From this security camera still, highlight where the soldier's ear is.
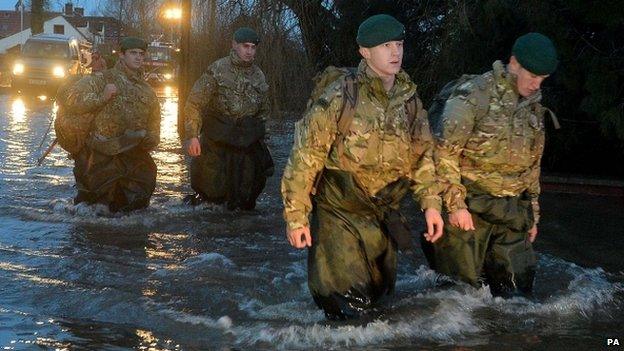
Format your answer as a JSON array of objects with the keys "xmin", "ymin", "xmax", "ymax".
[
  {"xmin": 508, "ymin": 55, "xmax": 520, "ymax": 74},
  {"xmin": 359, "ymin": 46, "xmax": 370, "ymax": 59},
  {"xmin": 231, "ymin": 40, "xmax": 237, "ymax": 49}
]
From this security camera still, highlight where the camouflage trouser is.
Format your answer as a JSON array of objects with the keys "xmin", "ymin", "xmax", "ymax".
[
  {"xmin": 73, "ymin": 146, "xmax": 157, "ymax": 212},
  {"xmin": 190, "ymin": 138, "xmax": 273, "ymax": 210},
  {"xmin": 309, "ymin": 170, "xmax": 405, "ymax": 320},
  {"xmin": 428, "ymin": 194, "xmax": 536, "ymax": 297}
]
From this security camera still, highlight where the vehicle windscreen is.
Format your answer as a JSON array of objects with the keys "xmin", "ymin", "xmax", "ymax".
[
  {"xmin": 148, "ymin": 47, "xmax": 172, "ymax": 62},
  {"xmin": 22, "ymin": 41, "xmax": 69, "ymax": 59}
]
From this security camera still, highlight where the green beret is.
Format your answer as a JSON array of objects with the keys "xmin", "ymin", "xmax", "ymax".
[
  {"xmin": 357, "ymin": 14, "xmax": 405, "ymax": 48},
  {"xmin": 233, "ymin": 27, "xmax": 260, "ymax": 45},
  {"xmin": 512, "ymin": 32, "xmax": 558, "ymax": 75},
  {"xmin": 120, "ymin": 37, "xmax": 147, "ymax": 52}
]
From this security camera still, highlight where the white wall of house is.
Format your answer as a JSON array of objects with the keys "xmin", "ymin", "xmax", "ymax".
[{"xmin": 0, "ymin": 15, "xmax": 89, "ymax": 54}]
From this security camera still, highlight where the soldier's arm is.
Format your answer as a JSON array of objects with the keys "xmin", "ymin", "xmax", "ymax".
[
  {"xmin": 183, "ymin": 70, "xmax": 216, "ymax": 140},
  {"xmin": 526, "ymin": 130, "xmax": 545, "ymax": 224},
  {"xmin": 434, "ymin": 88, "xmax": 479, "ymax": 213},
  {"xmin": 142, "ymin": 95, "xmax": 161, "ymax": 151},
  {"xmin": 256, "ymin": 71, "xmax": 270, "ymax": 123},
  {"xmin": 409, "ymin": 95, "xmax": 442, "ymax": 211},
  {"xmin": 280, "ymin": 91, "xmax": 341, "ymax": 230},
  {"xmin": 64, "ymin": 75, "xmax": 107, "ymax": 114}
]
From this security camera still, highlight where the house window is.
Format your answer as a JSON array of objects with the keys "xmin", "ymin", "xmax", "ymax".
[{"xmin": 53, "ymin": 25, "xmax": 64, "ymax": 34}]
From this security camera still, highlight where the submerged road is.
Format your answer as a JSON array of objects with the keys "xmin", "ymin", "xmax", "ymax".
[{"xmin": 0, "ymin": 88, "xmax": 622, "ymax": 350}]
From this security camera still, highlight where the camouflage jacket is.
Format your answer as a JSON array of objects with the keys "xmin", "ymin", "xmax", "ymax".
[
  {"xmin": 64, "ymin": 60, "xmax": 161, "ymax": 155},
  {"xmin": 184, "ymin": 50, "xmax": 270, "ymax": 139},
  {"xmin": 434, "ymin": 60, "xmax": 547, "ymax": 222},
  {"xmin": 281, "ymin": 60, "xmax": 441, "ymax": 230}
]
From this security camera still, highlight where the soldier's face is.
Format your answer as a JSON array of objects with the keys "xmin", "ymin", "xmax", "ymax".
[
  {"xmin": 509, "ymin": 56, "xmax": 549, "ymax": 97},
  {"xmin": 119, "ymin": 48, "xmax": 145, "ymax": 71},
  {"xmin": 232, "ymin": 41, "xmax": 257, "ymax": 62},
  {"xmin": 359, "ymin": 40, "xmax": 403, "ymax": 78}
]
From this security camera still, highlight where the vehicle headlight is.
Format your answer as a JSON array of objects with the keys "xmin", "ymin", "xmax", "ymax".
[
  {"xmin": 13, "ymin": 63, "xmax": 24, "ymax": 75},
  {"xmin": 52, "ymin": 66, "xmax": 65, "ymax": 78},
  {"xmin": 163, "ymin": 73, "xmax": 172, "ymax": 80}
]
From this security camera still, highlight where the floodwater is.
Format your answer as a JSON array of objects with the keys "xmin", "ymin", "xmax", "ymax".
[{"xmin": 0, "ymin": 88, "xmax": 622, "ymax": 350}]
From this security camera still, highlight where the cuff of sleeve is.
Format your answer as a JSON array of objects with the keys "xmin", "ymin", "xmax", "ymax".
[
  {"xmin": 446, "ymin": 199, "xmax": 468, "ymax": 214},
  {"xmin": 420, "ymin": 196, "xmax": 442, "ymax": 212},
  {"xmin": 286, "ymin": 218, "xmax": 309, "ymax": 231}
]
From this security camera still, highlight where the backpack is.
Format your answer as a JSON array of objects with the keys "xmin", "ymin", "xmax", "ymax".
[
  {"xmin": 427, "ymin": 74, "xmax": 490, "ymax": 136},
  {"xmin": 427, "ymin": 74, "xmax": 560, "ymax": 134},
  {"xmin": 54, "ymin": 71, "xmax": 112, "ymax": 157},
  {"xmin": 308, "ymin": 66, "xmax": 418, "ymax": 194}
]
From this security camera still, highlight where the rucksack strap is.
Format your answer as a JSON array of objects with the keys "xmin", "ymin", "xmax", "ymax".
[
  {"xmin": 543, "ymin": 107, "xmax": 561, "ymax": 129},
  {"xmin": 331, "ymin": 72, "xmax": 359, "ymax": 167}
]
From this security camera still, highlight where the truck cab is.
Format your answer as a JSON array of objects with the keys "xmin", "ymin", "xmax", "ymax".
[
  {"xmin": 144, "ymin": 41, "xmax": 177, "ymax": 86},
  {"xmin": 11, "ymin": 34, "xmax": 87, "ymax": 95}
]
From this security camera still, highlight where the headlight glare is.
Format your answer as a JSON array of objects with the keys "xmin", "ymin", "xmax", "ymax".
[
  {"xmin": 13, "ymin": 63, "xmax": 24, "ymax": 75},
  {"xmin": 52, "ymin": 66, "xmax": 65, "ymax": 78}
]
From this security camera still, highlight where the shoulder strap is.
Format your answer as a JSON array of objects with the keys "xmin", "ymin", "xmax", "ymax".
[
  {"xmin": 469, "ymin": 75, "xmax": 491, "ymax": 121},
  {"xmin": 405, "ymin": 95, "xmax": 417, "ymax": 128},
  {"xmin": 310, "ymin": 71, "xmax": 358, "ymax": 195},
  {"xmin": 543, "ymin": 107, "xmax": 561, "ymax": 129},
  {"xmin": 336, "ymin": 70, "xmax": 359, "ymax": 136},
  {"xmin": 333, "ymin": 71, "xmax": 359, "ymax": 157}
]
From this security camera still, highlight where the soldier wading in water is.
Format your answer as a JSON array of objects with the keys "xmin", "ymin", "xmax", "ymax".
[
  {"xmin": 60, "ymin": 37, "xmax": 161, "ymax": 212},
  {"xmin": 281, "ymin": 15, "xmax": 444, "ymax": 320},
  {"xmin": 427, "ymin": 33, "xmax": 559, "ymax": 297},
  {"xmin": 184, "ymin": 27, "xmax": 273, "ymax": 210}
]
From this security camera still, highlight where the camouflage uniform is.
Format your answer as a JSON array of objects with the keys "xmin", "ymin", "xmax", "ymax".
[
  {"xmin": 281, "ymin": 60, "xmax": 441, "ymax": 319},
  {"xmin": 63, "ymin": 60, "xmax": 160, "ymax": 212},
  {"xmin": 430, "ymin": 60, "xmax": 546, "ymax": 296},
  {"xmin": 184, "ymin": 50, "xmax": 272, "ymax": 210}
]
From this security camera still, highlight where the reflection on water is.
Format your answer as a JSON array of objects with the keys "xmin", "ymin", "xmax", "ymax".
[
  {"xmin": 10, "ymin": 97, "xmax": 26, "ymax": 123},
  {"xmin": 153, "ymin": 86, "xmax": 188, "ymax": 196}
]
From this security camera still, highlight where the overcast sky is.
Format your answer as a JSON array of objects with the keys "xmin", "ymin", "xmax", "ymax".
[{"xmin": 0, "ymin": 0, "xmax": 101, "ymax": 15}]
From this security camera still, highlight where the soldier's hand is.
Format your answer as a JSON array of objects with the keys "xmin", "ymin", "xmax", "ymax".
[
  {"xmin": 527, "ymin": 224, "xmax": 538, "ymax": 243},
  {"xmin": 449, "ymin": 208, "xmax": 475, "ymax": 231},
  {"xmin": 423, "ymin": 208, "xmax": 444, "ymax": 243},
  {"xmin": 186, "ymin": 137, "xmax": 201, "ymax": 157},
  {"xmin": 103, "ymin": 83, "xmax": 118, "ymax": 101},
  {"xmin": 287, "ymin": 226, "xmax": 312, "ymax": 249}
]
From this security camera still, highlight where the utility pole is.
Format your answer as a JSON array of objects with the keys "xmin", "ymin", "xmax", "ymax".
[
  {"xmin": 177, "ymin": 0, "xmax": 191, "ymax": 141},
  {"xmin": 117, "ymin": 0, "xmax": 124, "ymax": 44},
  {"xmin": 18, "ymin": 0, "xmax": 24, "ymax": 32}
]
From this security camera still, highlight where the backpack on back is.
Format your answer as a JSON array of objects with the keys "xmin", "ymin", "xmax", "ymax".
[
  {"xmin": 427, "ymin": 73, "xmax": 560, "ymax": 134},
  {"xmin": 54, "ymin": 71, "xmax": 112, "ymax": 157},
  {"xmin": 427, "ymin": 74, "xmax": 490, "ymax": 136}
]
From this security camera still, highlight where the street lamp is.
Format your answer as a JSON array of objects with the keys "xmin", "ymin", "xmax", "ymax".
[
  {"xmin": 162, "ymin": 7, "xmax": 182, "ymax": 44},
  {"xmin": 163, "ymin": 7, "xmax": 182, "ymax": 20}
]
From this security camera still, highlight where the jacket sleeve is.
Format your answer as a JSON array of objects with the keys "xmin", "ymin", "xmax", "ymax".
[
  {"xmin": 526, "ymin": 122, "xmax": 545, "ymax": 224},
  {"xmin": 142, "ymin": 94, "xmax": 161, "ymax": 151},
  {"xmin": 434, "ymin": 84, "xmax": 482, "ymax": 213},
  {"xmin": 256, "ymin": 70, "xmax": 270, "ymax": 123},
  {"xmin": 409, "ymin": 95, "xmax": 442, "ymax": 211},
  {"xmin": 64, "ymin": 75, "xmax": 107, "ymax": 114},
  {"xmin": 280, "ymin": 87, "xmax": 341, "ymax": 230},
  {"xmin": 184, "ymin": 69, "xmax": 217, "ymax": 140}
]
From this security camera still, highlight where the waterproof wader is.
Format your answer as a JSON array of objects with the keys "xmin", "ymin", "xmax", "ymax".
[
  {"xmin": 73, "ymin": 146, "xmax": 157, "ymax": 212},
  {"xmin": 309, "ymin": 169, "xmax": 411, "ymax": 320},
  {"xmin": 427, "ymin": 190, "xmax": 536, "ymax": 297},
  {"xmin": 191, "ymin": 114, "xmax": 273, "ymax": 210}
]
